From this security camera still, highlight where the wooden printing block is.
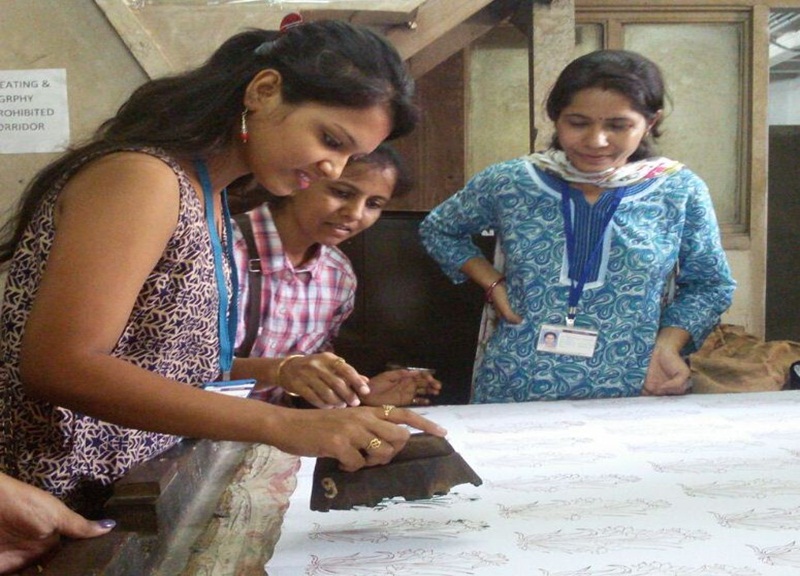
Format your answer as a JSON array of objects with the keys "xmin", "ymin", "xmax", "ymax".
[{"xmin": 310, "ymin": 432, "xmax": 482, "ymax": 511}]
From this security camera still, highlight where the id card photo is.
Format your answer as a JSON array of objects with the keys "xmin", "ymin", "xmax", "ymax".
[{"xmin": 536, "ymin": 324, "xmax": 598, "ymax": 358}]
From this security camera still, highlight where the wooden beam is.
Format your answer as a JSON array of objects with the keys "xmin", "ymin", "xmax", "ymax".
[
  {"xmin": 304, "ymin": 9, "xmax": 419, "ymax": 26},
  {"xmin": 281, "ymin": 0, "xmax": 422, "ymax": 10},
  {"xmin": 749, "ymin": 3, "xmax": 769, "ymax": 337},
  {"xmin": 578, "ymin": 0, "xmax": 800, "ymax": 7},
  {"xmin": 529, "ymin": 0, "xmax": 575, "ymax": 151},
  {"xmin": 93, "ymin": 0, "xmax": 429, "ymax": 77},
  {"xmin": 94, "ymin": 0, "xmax": 174, "ymax": 78},
  {"xmin": 407, "ymin": 0, "xmax": 524, "ymax": 78},
  {"xmin": 386, "ymin": 0, "xmax": 499, "ymax": 60}
]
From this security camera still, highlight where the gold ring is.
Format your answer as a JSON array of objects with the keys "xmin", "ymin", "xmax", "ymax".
[
  {"xmin": 382, "ymin": 404, "xmax": 395, "ymax": 418},
  {"xmin": 367, "ymin": 437, "xmax": 382, "ymax": 450},
  {"xmin": 332, "ymin": 357, "xmax": 346, "ymax": 370}
]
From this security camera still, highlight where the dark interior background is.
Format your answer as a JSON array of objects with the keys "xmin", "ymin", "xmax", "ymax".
[
  {"xmin": 766, "ymin": 125, "xmax": 800, "ymax": 342},
  {"xmin": 332, "ymin": 211, "xmax": 495, "ymax": 405}
]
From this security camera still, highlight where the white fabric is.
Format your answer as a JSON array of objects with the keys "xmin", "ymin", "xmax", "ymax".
[
  {"xmin": 268, "ymin": 391, "xmax": 800, "ymax": 575},
  {"xmin": 526, "ymin": 149, "xmax": 684, "ymax": 188}
]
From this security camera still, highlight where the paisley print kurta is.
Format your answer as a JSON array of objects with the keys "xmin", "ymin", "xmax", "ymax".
[{"xmin": 419, "ymin": 158, "xmax": 735, "ymax": 403}]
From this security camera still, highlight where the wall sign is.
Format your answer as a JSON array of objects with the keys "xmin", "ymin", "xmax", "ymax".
[{"xmin": 0, "ymin": 69, "xmax": 69, "ymax": 154}]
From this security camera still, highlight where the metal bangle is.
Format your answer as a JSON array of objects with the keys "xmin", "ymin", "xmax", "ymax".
[
  {"xmin": 484, "ymin": 276, "xmax": 506, "ymax": 304},
  {"xmin": 277, "ymin": 354, "xmax": 304, "ymax": 396}
]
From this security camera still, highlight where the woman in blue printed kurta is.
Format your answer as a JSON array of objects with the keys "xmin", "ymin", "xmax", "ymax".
[{"xmin": 419, "ymin": 50, "xmax": 735, "ymax": 403}]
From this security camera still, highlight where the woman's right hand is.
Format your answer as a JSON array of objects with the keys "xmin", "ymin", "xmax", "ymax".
[
  {"xmin": 278, "ymin": 352, "xmax": 371, "ymax": 409},
  {"xmin": 488, "ymin": 282, "xmax": 523, "ymax": 324},
  {"xmin": 461, "ymin": 258, "xmax": 522, "ymax": 325},
  {"xmin": 270, "ymin": 404, "xmax": 447, "ymax": 472}
]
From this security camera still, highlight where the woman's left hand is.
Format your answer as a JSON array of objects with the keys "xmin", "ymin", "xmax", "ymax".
[
  {"xmin": 642, "ymin": 342, "xmax": 691, "ymax": 396},
  {"xmin": 360, "ymin": 369, "xmax": 442, "ymax": 407},
  {"xmin": 0, "ymin": 473, "xmax": 116, "ymax": 574}
]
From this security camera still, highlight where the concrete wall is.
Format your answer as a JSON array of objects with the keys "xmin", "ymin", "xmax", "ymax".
[{"xmin": 0, "ymin": 0, "xmax": 147, "ymax": 221}]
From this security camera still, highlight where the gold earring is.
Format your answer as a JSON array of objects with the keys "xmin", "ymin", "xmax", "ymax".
[{"xmin": 239, "ymin": 110, "xmax": 249, "ymax": 143}]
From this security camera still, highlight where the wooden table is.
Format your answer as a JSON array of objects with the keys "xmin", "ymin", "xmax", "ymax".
[{"xmin": 23, "ymin": 441, "xmax": 299, "ymax": 576}]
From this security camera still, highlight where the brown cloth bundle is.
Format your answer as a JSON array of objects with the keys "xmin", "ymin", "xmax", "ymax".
[{"xmin": 689, "ymin": 324, "xmax": 800, "ymax": 394}]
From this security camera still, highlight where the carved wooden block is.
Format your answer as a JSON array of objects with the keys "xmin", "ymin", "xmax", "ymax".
[
  {"xmin": 25, "ymin": 439, "xmax": 250, "ymax": 575},
  {"xmin": 104, "ymin": 438, "xmax": 226, "ymax": 533},
  {"xmin": 310, "ymin": 433, "xmax": 482, "ymax": 512}
]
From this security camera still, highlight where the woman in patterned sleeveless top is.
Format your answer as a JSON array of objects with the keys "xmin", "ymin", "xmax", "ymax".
[{"xmin": 0, "ymin": 17, "xmax": 446, "ymax": 514}]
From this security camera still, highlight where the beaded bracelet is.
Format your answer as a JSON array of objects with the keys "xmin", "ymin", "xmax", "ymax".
[
  {"xmin": 485, "ymin": 277, "xmax": 506, "ymax": 304},
  {"xmin": 277, "ymin": 354, "xmax": 304, "ymax": 397}
]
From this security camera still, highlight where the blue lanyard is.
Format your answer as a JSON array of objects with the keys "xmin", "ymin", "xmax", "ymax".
[
  {"xmin": 560, "ymin": 184, "xmax": 624, "ymax": 326},
  {"xmin": 194, "ymin": 159, "xmax": 239, "ymax": 379}
]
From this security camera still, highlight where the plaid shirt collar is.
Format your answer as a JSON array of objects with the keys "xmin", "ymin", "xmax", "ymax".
[{"xmin": 258, "ymin": 205, "xmax": 328, "ymax": 280}]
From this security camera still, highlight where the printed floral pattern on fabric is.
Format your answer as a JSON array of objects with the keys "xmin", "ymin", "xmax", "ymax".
[
  {"xmin": 0, "ymin": 147, "xmax": 223, "ymax": 504},
  {"xmin": 526, "ymin": 149, "xmax": 684, "ymax": 188},
  {"xmin": 418, "ymin": 157, "xmax": 735, "ymax": 403},
  {"xmin": 268, "ymin": 393, "xmax": 800, "ymax": 575}
]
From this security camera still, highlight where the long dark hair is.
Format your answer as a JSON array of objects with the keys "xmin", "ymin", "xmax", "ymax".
[
  {"xmin": 0, "ymin": 20, "xmax": 418, "ymax": 266},
  {"xmin": 546, "ymin": 49, "xmax": 667, "ymax": 161}
]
